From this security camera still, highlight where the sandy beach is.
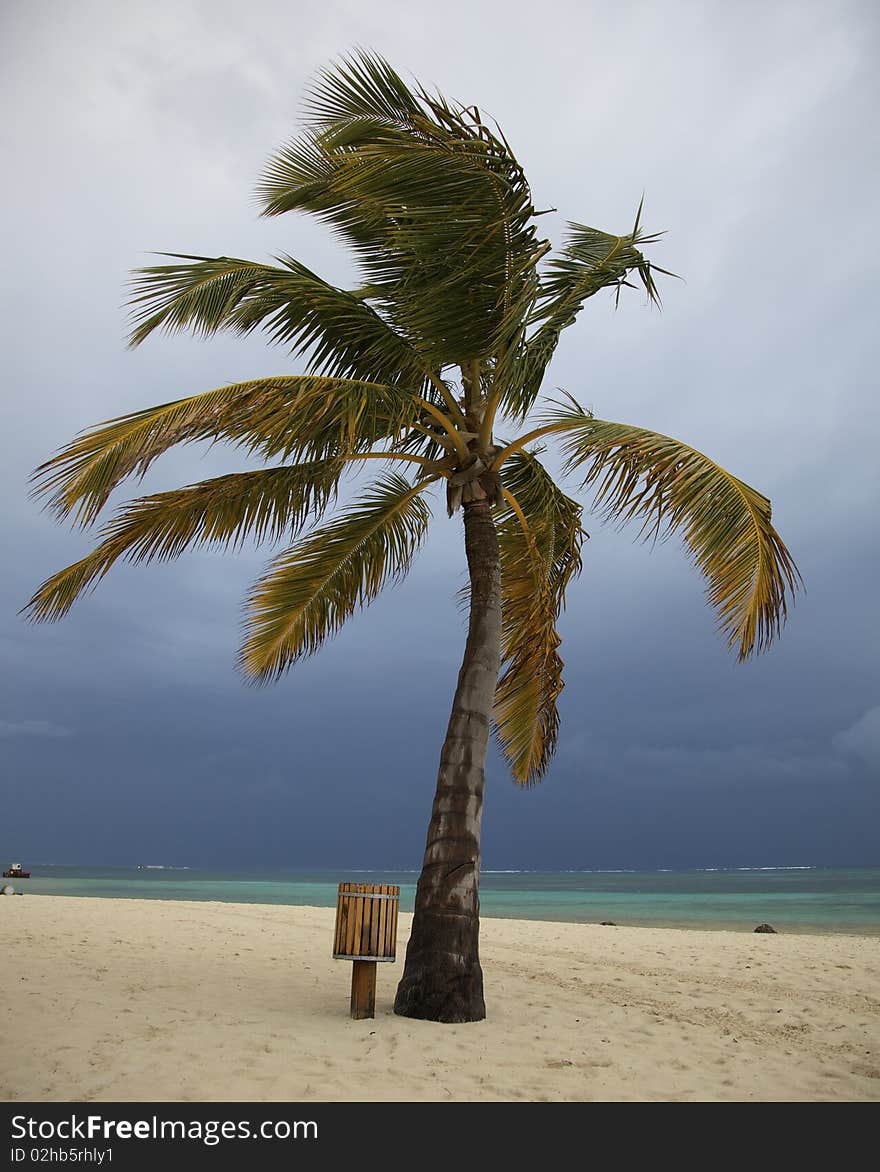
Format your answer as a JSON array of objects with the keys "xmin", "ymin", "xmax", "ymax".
[{"xmin": 2, "ymin": 895, "xmax": 878, "ymax": 1102}]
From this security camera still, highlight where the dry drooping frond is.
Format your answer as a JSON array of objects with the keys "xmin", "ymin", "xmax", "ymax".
[
  {"xmin": 32, "ymin": 376, "xmax": 422, "ymax": 527},
  {"xmin": 240, "ymin": 473, "xmax": 435, "ymax": 682},
  {"xmin": 546, "ymin": 408, "xmax": 801, "ymax": 659},
  {"xmin": 24, "ymin": 464, "xmax": 345, "ymax": 622},
  {"xmin": 494, "ymin": 453, "xmax": 585, "ymax": 784}
]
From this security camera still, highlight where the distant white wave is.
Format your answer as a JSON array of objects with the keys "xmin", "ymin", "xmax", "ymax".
[
  {"xmin": 698, "ymin": 866, "xmax": 816, "ymax": 872},
  {"xmin": 136, "ymin": 865, "xmax": 191, "ymax": 871}
]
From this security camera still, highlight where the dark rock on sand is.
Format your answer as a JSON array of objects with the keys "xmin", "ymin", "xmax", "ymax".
[
  {"xmin": 754, "ymin": 923, "xmax": 778, "ymax": 933},
  {"xmin": 599, "ymin": 921, "xmax": 617, "ymax": 926}
]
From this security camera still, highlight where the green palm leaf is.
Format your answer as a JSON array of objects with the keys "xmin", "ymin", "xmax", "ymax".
[
  {"xmin": 545, "ymin": 407, "xmax": 801, "ymax": 659},
  {"xmin": 494, "ymin": 453, "xmax": 585, "ymax": 785},
  {"xmin": 504, "ymin": 219, "xmax": 665, "ymax": 419},
  {"xmin": 128, "ymin": 253, "xmax": 429, "ymax": 386},
  {"xmin": 303, "ymin": 50, "xmax": 425, "ymax": 129},
  {"xmin": 32, "ymin": 376, "xmax": 423, "ymax": 526},
  {"xmin": 24, "ymin": 463, "xmax": 344, "ymax": 622},
  {"xmin": 241, "ymin": 472, "xmax": 434, "ymax": 681}
]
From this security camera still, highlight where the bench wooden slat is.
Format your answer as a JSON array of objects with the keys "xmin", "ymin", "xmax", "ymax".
[{"xmin": 332, "ymin": 882, "xmax": 400, "ymax": 961}]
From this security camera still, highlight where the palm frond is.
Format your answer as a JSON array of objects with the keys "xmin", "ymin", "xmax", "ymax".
[
  {"xmin": 32, "ymin": 376, "xmax": 423, "ymax": 526},
  {"xmin": 128, "ymin": 253, "xmax": 429, "ymax": 386},
  {"xmin": 241, "ymin": 472, "xmax": 434, "ymax": 681},
  {"xmin": 503, "ymin": 219, "xmax": 666, "ymax": 419},
  {"xmin": 494, "ymin": 452, "xmax": 585, "ymax": 785},
  {"xmin": 544, "ymin": 407, "xmax": 801, "ymax": 658},
  {"xmin": 24, "ymin": 463, "xmax": 343, "ymax": 622},
  {"xmin": 303, "ymin": 50, "xmax": 425, "ymax": 129}
]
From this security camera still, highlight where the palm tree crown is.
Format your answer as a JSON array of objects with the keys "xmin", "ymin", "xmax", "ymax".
[{"xmin": 27, "ymin": 50, "xmax": 800, "ymax": 796}]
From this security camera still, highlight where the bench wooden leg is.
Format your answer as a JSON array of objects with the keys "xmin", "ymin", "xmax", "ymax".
[{"xmin": 350, "ymin": 960, "xmax": 377, "ymax": 1019}]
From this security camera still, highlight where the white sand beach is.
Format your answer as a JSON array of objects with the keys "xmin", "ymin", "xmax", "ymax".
[{"xmin": 1, "ymin": 895, "xmax": 878, "ymax": 1102}]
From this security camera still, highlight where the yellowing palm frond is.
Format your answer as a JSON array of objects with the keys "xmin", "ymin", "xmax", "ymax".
[
  {"xmin": 23, "ymin": 464, "xmax": 346, "ymax": 623},
  {"xmin": 494, "ymin": 453, "xmax": 585, "ymax": 785},
  {"xmin": 241, "ymin": 472, "xmax": 434, "ymax": 681},
  {"xmin": 32, "ymin": 376, "xmax": 422, "ymax": 527},
  {"xmin": 546, "ymin": 408, "xmax": 801, "ymax": 659}
]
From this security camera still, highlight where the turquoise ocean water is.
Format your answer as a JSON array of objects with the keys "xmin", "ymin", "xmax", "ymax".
[{"xmin": 7, "ymin": 865, "xmax": 880, "ymax": 934}]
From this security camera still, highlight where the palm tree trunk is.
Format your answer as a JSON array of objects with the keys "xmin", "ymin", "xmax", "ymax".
[{"xmin": 394, "ymin": 497, "xmax": 501, "ymax": 1022}]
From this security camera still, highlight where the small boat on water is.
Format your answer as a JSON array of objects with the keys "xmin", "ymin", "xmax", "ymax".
[{"xmin": 3, "ymin": 863, "xmax": 30, "ymax": 879}]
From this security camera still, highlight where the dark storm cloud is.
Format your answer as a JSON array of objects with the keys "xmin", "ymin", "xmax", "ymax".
[{"xmin": 1, "ymin": 0, "xmax": 877, "ymax": 868}]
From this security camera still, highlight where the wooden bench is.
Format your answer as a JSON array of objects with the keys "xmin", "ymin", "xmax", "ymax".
[{"xmin": 333, "ymin": 883, "xmax": 400, "ymax": 1019}]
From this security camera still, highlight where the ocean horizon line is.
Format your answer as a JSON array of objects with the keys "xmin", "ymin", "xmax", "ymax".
[{"xmin": 14, "ymin": 861, "xmax": 880, "ymax": 874}]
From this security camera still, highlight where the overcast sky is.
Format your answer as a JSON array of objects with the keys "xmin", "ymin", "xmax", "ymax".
[{"xmin": 1, "ymin": 0, "xmax": 877, "ymax": 870}]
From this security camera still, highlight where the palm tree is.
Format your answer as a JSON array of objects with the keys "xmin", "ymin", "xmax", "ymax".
[{"xmin": 26, "ymin": 52, "xmax": 800, "ymax": 1023}]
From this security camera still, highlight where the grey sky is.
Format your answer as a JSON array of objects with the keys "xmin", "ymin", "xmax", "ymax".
[{"xmin": 1, "ymin": 0, "xmax": 877, "ymax": 868}]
